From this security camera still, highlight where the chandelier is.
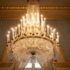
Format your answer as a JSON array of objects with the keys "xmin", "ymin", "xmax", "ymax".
[
  {"xmin": 6, "ymin": 2, "xmax": 60, "ymax": 69},
  {"xmin": 6, "ymin": 4, "xmax": 59, "ymax": 44}
]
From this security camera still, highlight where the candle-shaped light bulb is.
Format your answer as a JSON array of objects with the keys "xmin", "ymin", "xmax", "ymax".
[
  {"xmin": 37, "ymin": 12, "xmax": 40, "ymax": 24},
  {"xmin": 18, "ymin": 24, "xmax": 20, "ymax": 28},
  {"xmin": 22, "ymin": 16, "xmax": 26, "ymax": 26},
  {"xmin": 44, "ymin": 17, "xmax": 46, "ymax": 26},
  {"xmin": 20, "ymin": 19, "xmax": 22, "ymax": 23},
  {"xmin": 22, "ymin": 16, "xmax": 24, "ymax": 19},
  {"xmin": 41, "ymin": 14, "xmax": 43, "ymax": 18},
  {"xmin": 20, "ymin": 19, "xmax": 23, "ymax": 34},
  {"xmin": 26, "ymin": 13, "xmax": 29, "ymax": 24},
  {"xmin": 41, "ymin": 14, "xmax": 43, "ymax": 27},
  {"xmin": 53, "ymin": 28, "xmax": 56, "ymax": 31},
  {"xmin": 50, "ymin": 27, "xmax": 53, "ymax": 38},
  {"xmin": 20, "ymin": 19, "xmax": 23, "ymax": 26},
  {"xmin": 6, "ymin": 31, "xmax": 10, "ymax": 42},
  {"xmin": 11, "ymin": 27, "xmax": 14, "ymax": 31},
  {"xmin": 18, "ymin": 24, "xmax": 21, "ymax": 35},
  {"xmin": 41, "ymin": 14, "xmax": 45, "ymax": 33},
  {"xmin": 52, "ymin": 28, "xmax": 56, "ymax": 39},
  {"xmin": 26, "ymin": 13, "xmax": 28, "ymax": 17},
  {"xmin": 14, "ymin": 27, "xmax": 17, "ymax": 37},
  {"xmin": 47, "ymin": 25, "xmax": 50, "ymax": 36},
  {"xmin": 50, "ymin": 32, "xmax": 54, "ymax": 40},
  {"xmin": 15, "ymin": 27, "xmax": 17, "ymax": 30},
  {"xmin": 56, "ymin": 32, "xmax": 59, "ymax": 43},
  {"xmin": 11, "ymin": 27, "xmax": 15, "ymax": 40},
  {"xmin": 6, "ymin": 34, "xmax": 9, "ymax": 42},
  {"xmin": 8, "ymin": 31, "xmax": 10, "ymax": 34},
  {"xmin": 44, "ymin": 17, "xmax": 46, "ymax": 21}
]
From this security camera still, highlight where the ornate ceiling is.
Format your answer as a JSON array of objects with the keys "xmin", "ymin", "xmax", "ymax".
[{"xmin": 0, "ymin": 0, "xmax": 70, "ymax": 20}]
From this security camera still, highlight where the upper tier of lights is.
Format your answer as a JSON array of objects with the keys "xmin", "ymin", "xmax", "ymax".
[{"xmin": 6, "ymin": 4, "xmax": 59, "ymax": 44}]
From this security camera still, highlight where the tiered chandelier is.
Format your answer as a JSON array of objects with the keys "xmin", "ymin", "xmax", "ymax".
[{"xmin": 6, "ymin": 4, "xmax": 59, "ymax": 45}]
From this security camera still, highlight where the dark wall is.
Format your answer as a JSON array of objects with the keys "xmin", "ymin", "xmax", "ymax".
[
  {"xmin": 0, "ymin": 0, "xmax": 70, "ymax": 6},
  {"xmin": 0, "ymin": 20, "xmax": 70, "ymax": 60}
]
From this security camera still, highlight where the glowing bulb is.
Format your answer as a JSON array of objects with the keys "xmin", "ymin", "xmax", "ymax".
[
  {"xmin": 11, "ymin": 27, "xmax": 14, "ymax": 31},
  {"xmin": 56, "ymin": 32, "xmax": 59, "ymax": 43},
  {"xmin": 6, "ymin": 33, "xmax": 10, "ymax": 42},
  {"xmin": 18, "ymin": 24, "xmax": 20, "ymax": 28},
  {"xmin": 47, "ymin": 25, "xmax": 50, "ymax": 36},
  {"xmin": 41, "ymin": 14, "xmax": 43, "ymax": 18},
  {"xmin": 11, "ymin": 27, "xmax": 15, "ymax": 39},
  {"xmin": 22, "ymin": 16, "xmax": 26, "ymax": 26},
  {"xmin": 14, "ymin": 27, "xmax": 17, "ymax": 37},
  {"xmin": 20, "ymin": 19, "xmax": 22, "ymax": 23},
  {"xmin": 52, "ymin": 28, "xmax": 56, "ymax": 39},
  {"xmin": 18, "ymin": 24, "xmax": 21, "ymax": 35},
  {"xmin": 44, "ymin": 17, "xmax": 46, "ymax": 21},
  {"xmin": 47, "ymin": 25, "xmax": 49, "ymax": 28},
  {"xmin": 8, "ymin": 31, "xmax": 10, "ymax": 34},
  {"xmin": 53, "ymin": 28, "xmax": 56, "ymax": 32}
]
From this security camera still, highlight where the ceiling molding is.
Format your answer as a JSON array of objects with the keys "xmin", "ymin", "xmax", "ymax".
[{"xmin": 0, "ymin": 6, "xmax": 70, "ymax": 20}]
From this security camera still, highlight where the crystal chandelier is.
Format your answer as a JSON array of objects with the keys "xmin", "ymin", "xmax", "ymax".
[
  {"xmin": 6, "ymin": 4, "xmax": 59, "ymax": 44},
  {"xmin": 6, "ymin": 2, "xmax": 60, "ymax": 69}
]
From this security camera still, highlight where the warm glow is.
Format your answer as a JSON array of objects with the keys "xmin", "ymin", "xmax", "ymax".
[
  {"xmin": 56, "ymin": 32, "xmax": 59, "ymax": 43},
  {"xmin": 35, "ymin": 60, "xmax": 41, "ymax": 68},
  {"xmin": 25, "ymin": 59, "xmax": 41, "ymax": 69},
  {"xmin": 6, "ymin": 4, "xmax": 60, "ymax": 43},
  {"xmin": 25, "ymin": 61, "xmax": 32, "ymax": 68},
  {"xmin": 6, "ymin": 2, "xmax": 60, "ymax": 70}
]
